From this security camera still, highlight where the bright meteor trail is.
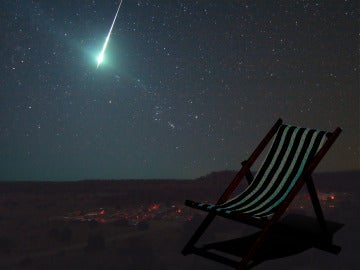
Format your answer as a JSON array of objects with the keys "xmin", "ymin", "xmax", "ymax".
[{"xmin": 97, "ymin": 0, "xmax": 123, "ymax": 68}]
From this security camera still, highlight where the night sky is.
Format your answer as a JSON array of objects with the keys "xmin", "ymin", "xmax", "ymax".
[{"xmin": 1, "ymin": 1, "xmax": 358, "ymax": 181}]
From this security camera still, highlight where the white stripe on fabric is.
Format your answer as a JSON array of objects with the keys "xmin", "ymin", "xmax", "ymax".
[
  {"xmin": 253, "ymin": 130, "xmax": 321, "ymax": 216},
  {"xmin": 238, "ymin": 127, "xmax": 303, "ymax": 212},
  {"xmin": 219, "ymin": 125, "xmax": 293, "ymax": 211},
  {"xmin": 217, "ymin": 126, "xmax": 288, "ymax": 208}
]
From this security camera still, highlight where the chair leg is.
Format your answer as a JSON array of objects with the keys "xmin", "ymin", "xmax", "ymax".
[
  {"xmin": 306, "ymin": 176, "xmax": 330, "ymax": 237},
  {"xmin": 236, "ymin": 223, "xmax": 273, "ymax": 270},
  {"xmin": 182, "ymin": 213, "xmax": 216, "ymax": 255}
]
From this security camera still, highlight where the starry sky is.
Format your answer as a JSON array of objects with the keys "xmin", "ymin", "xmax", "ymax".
[{"xmin": 0, "ymin": 0, "xmax": 358, "ymax": 181}]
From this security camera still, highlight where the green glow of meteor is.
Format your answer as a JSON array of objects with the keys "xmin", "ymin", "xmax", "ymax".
[{"xmin": 97, "ymin": 0, "xmax": 123, "ymax": 68}]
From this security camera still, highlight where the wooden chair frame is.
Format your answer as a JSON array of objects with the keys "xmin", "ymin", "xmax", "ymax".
[{"xmin": 181, "ymin": 118, "xmax": 342, "ymax": 269}]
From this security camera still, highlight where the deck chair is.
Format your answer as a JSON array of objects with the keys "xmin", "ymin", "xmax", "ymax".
[{"xmin": 182, "ymin": 119, "xmax": 342, "ymax": 269}]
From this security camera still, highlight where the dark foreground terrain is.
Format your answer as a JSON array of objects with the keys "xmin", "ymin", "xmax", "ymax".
[{"xmin": 0, "ymin": 171, "xmax": 359, "ymax": 269}]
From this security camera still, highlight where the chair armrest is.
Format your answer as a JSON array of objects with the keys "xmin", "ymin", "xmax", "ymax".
[{"xmin": 241, "ymin": 160, "xmax": 254, "ymax": 185}]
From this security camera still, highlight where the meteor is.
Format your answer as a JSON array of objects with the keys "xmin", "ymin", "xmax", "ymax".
[{"xmin": 97, "ymin": 0, "xmax": 123, "ymax": 68}]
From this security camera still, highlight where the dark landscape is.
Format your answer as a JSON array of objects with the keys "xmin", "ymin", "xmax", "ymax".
[
  {"xmin": 1, "ymin": 1, "xmax": 358, "ymax": 269},
  {"xmin": 0, "ymin": 170, "xmax": 359, "ymax": 270}
]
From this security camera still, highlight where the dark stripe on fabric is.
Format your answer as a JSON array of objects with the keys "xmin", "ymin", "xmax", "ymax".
[
  {"xmin": 222, "ymin": 126, "xmax": 299, "ymax": 212},
  {"xmin": 216, "ymin": 125, "xmax": 288, "ymax": 209},
  {"xmin": 244, "ymin": 129, "xmax": 317, "ymax": 215},
  {"xmin": 202, "ymin": 125, "xmax": 328, "ymax": 219},
  {"xmin": 252, "ymin": 130, "xmax": 327, "ymax": 217},
  {"xmin": 238, "ymin": 127, "xmax": 308, "ymax": 213}
]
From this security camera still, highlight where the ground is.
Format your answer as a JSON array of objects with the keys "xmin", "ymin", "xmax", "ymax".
[{"xmin": 0, "ymin": 172, "xmax": 359, "ymax": 269}]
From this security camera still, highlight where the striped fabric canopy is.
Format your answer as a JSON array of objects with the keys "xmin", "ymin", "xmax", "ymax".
[{"xmin": 195, "ymin": 124, "xmax": 329, "ymax": 219}]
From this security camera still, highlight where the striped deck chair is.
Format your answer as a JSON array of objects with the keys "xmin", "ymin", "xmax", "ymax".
[{"xmin": 182, "ymin": 119, "xmax": 342, "ymax": 269}]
